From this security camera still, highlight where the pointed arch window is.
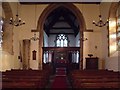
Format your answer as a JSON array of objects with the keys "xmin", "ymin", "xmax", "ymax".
[
  {"xmin": 55, "ymin": 34, "xmax": 69, "ymax": 47},
  {"xmin": 109, "ymin": 5, "xmax": 120, "ymax": 56},
  {"xmin": 117, "ymin": 15, "xmax": 120, "ymax": 51},
  {"xmin": 0, "ymin": 18, "xmax": 3, "ymax": 49}
]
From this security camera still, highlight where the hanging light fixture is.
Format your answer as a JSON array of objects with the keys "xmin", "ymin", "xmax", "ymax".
[
  {"xmin": 9, "ymin": 2, "xmax": 25, "ymax": 26},
  {"xmin": 93, "ymin": 15, "xmax": 108, "ymax": 27},
  {"xmin": 30, "ymin": 4, "xmax": 39, "ymax": 41},
  {"xmin": 93, "ymin": 4, "xmax": 108, "ymax": 27}
]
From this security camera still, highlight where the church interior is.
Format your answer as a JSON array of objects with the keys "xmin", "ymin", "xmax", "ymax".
[{"xmin": 0, "ymin": 0, "xmax": 120, "ymax": 89}]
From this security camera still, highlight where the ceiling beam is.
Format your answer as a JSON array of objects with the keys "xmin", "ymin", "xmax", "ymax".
[
  {"xmin": 56, "ymin": 19, "xmax": 66, "ymax": 22},
  {"xmin": 51, "ymin": 27, "xmax": 72, "ymax": 29},
  {"xmin": 49, "ymin": 32, "xmax": 74, "ymax": 35},
  {"xmin": 63, "ymin": 14, "xmax": 79, "ymax": 36},
  {"xmin": 44, "ymin": 13, "xmax": 62, "ymax": 35}
]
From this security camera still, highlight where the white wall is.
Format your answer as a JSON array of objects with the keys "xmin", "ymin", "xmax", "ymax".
[
  {"xmin": 44, "ymin": 31, "xmax": 48, "ymax": 47},
  {"xmin": 30, "ymin": 39, "xmax": 39, "ymax": 70},
  {"xmin": 75, "ymin": 4, "xmax": 105, "ymax": 69},
  {"xmin": 14, "ymin": 4, "xmax": 47, "ymax": 70},
  {"xmin": 68, "ymin": 35, "xmax": 76, "ymax": 47},
  {"xmin": 75, "ymin": 4, "xmax": 100, "ymax": 31},
  {"xmin": 83, "ymin": 31, "xmax": 103, "ymax": 69},
  {"xmin": 105, "ymin": 51, "xmax": 119, "ymax": 71},
  {"xmin": 0, "ymin": 3, "xmax": 48, "ymax": 71},
  {"xmin": 75, "ymin": 32, "xmax": 80, "ymax": 47},
  {"xmin": 0, "ymin": 51, "xmax": 20, "ymax": 72},
  {"xmin": 48, "ymin": 35, "xmax": 55, "ymax": 47},
  {"xmin": 0, "ymin": 2, "xmax": 21, "ymax": 71}
]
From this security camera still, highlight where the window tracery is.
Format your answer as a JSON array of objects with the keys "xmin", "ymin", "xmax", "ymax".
[{"xmin": 55, "ymin": 34, "xmax": 69, "ymax": 47}]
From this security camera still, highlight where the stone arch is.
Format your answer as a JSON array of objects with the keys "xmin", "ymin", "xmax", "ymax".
[
  {"xmin": 37, "ymin": 3, "xmax": 86, "ymax": 69},
  {"xmin": 2, "ymin": 2, "xmax": 14, "ymax": 54}
]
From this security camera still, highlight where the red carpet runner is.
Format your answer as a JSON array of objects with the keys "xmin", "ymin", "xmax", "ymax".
[{"xmin": 51, "ymin": 68, "xmax": 69, "ymax": 88}]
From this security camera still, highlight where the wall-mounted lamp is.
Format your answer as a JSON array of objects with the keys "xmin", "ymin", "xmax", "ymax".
[
  {"xmin": 30, "ymin": 32, "xmax": 39, "ymax": 41},
  {"xmin": 80, "ymin": 37, "xmax": 88, "ymax": 41}
]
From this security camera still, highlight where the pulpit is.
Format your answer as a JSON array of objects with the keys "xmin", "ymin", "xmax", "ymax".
[{"xmin": 86, "ymin": 57, "xmax": 98, "ymax": 69}]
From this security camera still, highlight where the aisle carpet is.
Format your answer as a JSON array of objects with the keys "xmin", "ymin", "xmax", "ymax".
[{"xmin": 51, "ymin": 68, "xmax": 69, "ymax": 88}]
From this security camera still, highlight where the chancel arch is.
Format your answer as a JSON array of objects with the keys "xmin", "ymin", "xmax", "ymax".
[{"xmin": 37, "ymin": 3, "xmax": 86, "ymax": 70}]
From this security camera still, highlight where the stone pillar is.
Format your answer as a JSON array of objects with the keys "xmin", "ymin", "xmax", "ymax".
[{"xmin": 3, "ymin": 23, "xmax": 13, "ymax": 54}]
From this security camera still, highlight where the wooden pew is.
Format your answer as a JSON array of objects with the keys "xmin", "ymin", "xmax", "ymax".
[
  {"xmin": 1, "ymin": 69, "xmax": 52, "ymax": 89},
  {"xmin": 69, "ymin": 70, "xmax": 120, "ymax": 89}
]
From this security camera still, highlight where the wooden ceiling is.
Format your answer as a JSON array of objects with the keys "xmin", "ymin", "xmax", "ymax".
[{"xmin": 44, "ymin": 6, "xmax": 79, "ymax": 37}]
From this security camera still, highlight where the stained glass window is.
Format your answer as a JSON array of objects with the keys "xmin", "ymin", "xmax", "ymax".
[
  {"xmin": 117, "ymin": 15, "xmax": 120, "ymax": 51},
  {"xmin": 0, "ymin": 18, "xmax": 3, "ymax": 49},
  {"xmin": 55, "ymin": 34, "xmax": 69, "ymax": 47}
]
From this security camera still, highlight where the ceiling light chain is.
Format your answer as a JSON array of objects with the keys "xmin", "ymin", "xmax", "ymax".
[
  {"xmin": 9, "ymin": 2, "xmax": 25, "ymax": 26},
  {"xmin": 30, "ymin": 4, "xmax": 39, "ymax": 41},
  {"xmin": 93, "ymin": 4, "xmax": 108, "ymax": 27}
]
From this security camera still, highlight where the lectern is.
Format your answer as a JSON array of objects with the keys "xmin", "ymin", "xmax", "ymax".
[{"xmin": 86, "ymin": 57, "xmax": 98, "ymax": 69}]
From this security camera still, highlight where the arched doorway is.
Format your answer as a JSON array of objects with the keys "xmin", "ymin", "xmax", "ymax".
[{"xmin": 37, "ymin": 3, "xmax": 86, "ymax": 70}]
